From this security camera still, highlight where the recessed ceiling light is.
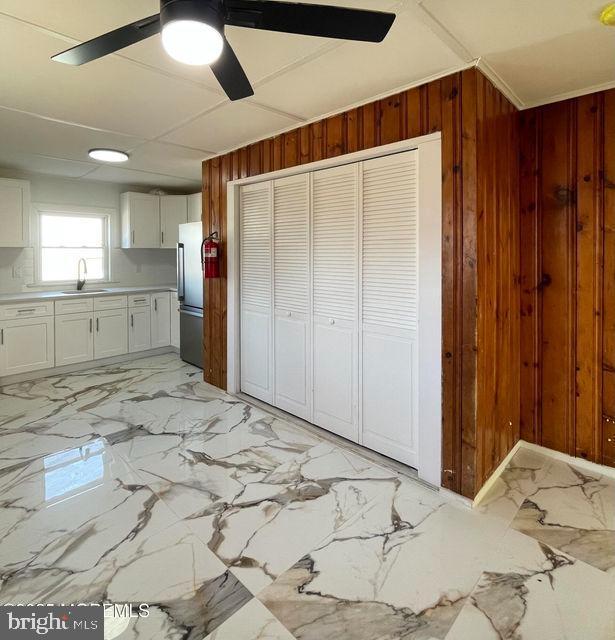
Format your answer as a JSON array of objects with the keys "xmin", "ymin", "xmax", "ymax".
[
  {"xmin": 601, "ymin": 3, "xmax": 615, "ymax": 25},
  {"xmin": 88, "ymin": 148, "xmax": 129, "ymax": 163}
]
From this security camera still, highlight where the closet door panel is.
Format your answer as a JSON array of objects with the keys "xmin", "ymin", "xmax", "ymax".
[
  {"xmin": 273, "ymin": 174, "xmax": 310, "ymax": 419},
  {"xmin": 361, "ymin": 150, "xmax": 419, "ymax": 467},
  {"xmin": 311, "ymin": 164, "xmax": 358, "ymax": 442},
  {"xmin": 240, "ymin": 182, "xmax": 273, "ymax": 403}
]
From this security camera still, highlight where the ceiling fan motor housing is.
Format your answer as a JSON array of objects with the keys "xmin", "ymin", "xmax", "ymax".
[{"xmin": 160, "ymin": 0, "xmax": 225, "ymax": 33}]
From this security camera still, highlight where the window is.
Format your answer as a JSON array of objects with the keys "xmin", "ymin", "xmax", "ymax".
[{"xmin": 36, "ymin": 209, "xmax": 110, "ymax": 283}]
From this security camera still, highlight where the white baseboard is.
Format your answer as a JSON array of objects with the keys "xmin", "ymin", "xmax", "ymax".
[
  {"xmin": 473, "ymin": 439, "xmax": 615, "ymax": 507},
  {"xmin": 0, "ymin": 347, "xmax": 175, "ymax": 386}
]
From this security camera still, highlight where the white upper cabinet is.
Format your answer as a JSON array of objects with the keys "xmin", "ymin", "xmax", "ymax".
[
  {"xmin": 0, "ymin": 178, "xmax": 30, "ymax": 248},
  {"xmin": 311, "ymin": 163, "xmax": 359, "ymax": 442},
  {"xmin": 160, "ymin": 196, "xmax": 187, "ymax": 248},
  {"xmin": 121, "ymin": 193, "xmax": 160, "ymax": 249},
  {"xmin": 187, "ymin": 192, "xmax": 202, "ymax": 223},
  {"xmin": 273, "ymin": 173, "xmax": 311, "ymax": 421}
]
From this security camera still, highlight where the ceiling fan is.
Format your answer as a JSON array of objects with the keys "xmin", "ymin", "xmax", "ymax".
[{"xmin": 52, "ymin": 0, "xmax": 396, "ymax": 101}]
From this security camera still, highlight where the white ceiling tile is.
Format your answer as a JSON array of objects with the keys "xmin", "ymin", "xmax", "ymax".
[
  {"xmin": 160, "ymin": 101, "xmax": 300, "ymax": 153},
  {"xmin": 253, "ymin": 9, "xmax": 464, "ymax": 119},
  {"xmin": 484, "ymin": 26, "xmax": 615, "ymax": 105},
  {"xmin": 0, "ymin": 107, "xmax": 143, "ymax": 161},
  {"xmin": 0, "ymin": 16, "xmax": 223, "ymax": 139},
  {"xmin": 423, "ymin": 0, "xmax": 607, "ymax": 56},
  {"xmin": 126, "ymin": 141, "xmax": 211, "ymax": 181},
  {"xmin": 0, "ymin": 150, "xmax": 95, "ymax": 179},
  {"xmin": 84, "ymin": 165, "xmax": 200, "ymax": 191}
]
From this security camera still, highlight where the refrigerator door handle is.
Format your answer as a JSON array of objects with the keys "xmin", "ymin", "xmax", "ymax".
[{"xmin": 177, "ymin": 242, "xmax": 186, "ymax": 302}]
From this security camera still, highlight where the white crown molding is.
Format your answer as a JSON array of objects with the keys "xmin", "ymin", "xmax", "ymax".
[
  {"xmin": 523, "ymin": 79, "xmax": 615, "ymax": 109},
  {"xmin": 474, "ymin": 58, "xmax": 526, "ymax": 110}
]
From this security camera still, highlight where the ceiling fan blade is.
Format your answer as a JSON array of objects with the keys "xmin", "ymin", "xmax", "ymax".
[
  {"xmin": 52, "ymin": 15, "xmax": 161, "ymax": 65},
  {"xmin": 224, "ymin": 0, "xmax": 395, "ymax": 42},
  {"xmin": 210, "ymin": 38, "xmax": 254, "ymax": 101}
]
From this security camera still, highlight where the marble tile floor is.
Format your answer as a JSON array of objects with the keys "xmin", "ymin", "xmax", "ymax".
[{"xmin": 0, "ymin": 354, "xmax": 613, "ymax": 639}]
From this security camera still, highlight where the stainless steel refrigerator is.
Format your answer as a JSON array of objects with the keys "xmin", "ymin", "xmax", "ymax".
[{"xmin": 177, "ymin": 222, "xmax": 204, "ymax": 368}]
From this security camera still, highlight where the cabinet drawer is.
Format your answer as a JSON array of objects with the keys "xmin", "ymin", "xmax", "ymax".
[
  {"xmin": 128, "ymin": 293, "xmax": 151, "ymax": 308},
  {"xmin": 55, "ymin": 297, "xmax": 93, "ymax": 315},
  {"xmin": 0, "ymin": 301, "xmax": 54, "ymax": 320},
  {"xmin": 93, "ymin": 295, "xmax": 127, "ymax": 311}
]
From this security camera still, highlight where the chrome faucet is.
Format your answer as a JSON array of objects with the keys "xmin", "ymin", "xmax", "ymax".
[{"xmin": 76, "ymin": 258, "xmax": 87, "ymax": 291}]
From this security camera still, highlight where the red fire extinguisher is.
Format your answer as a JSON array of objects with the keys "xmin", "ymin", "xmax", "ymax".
[{"xmin": 201, "ymin": 231, "xmax": 220, "ymax": 279}]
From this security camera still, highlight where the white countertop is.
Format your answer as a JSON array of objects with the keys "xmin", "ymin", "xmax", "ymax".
[{"xmin": 0, "ymin": 285, "xmax": 177, "ymax": 305}]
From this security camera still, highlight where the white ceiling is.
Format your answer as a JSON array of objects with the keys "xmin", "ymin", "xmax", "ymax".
[{"xmin": 0, "ymin": 0, "xmax": 613, "ymax": 190}]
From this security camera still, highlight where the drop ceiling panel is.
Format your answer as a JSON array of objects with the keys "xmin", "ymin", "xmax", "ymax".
[
  {"xmin": 161, "ymin": 101, "xmax": 300, "ymax": 153},
  {"xmin": 0, "ymin": 16, "xmax": 222, "ymax": 138},
  {"xmin": 126, "ymin": 141, "xmax": 211, "ymax": 181},
  {"xmin": 0, "ymin": 150, "xmax": 95, "ymax": 179},
  {"xmin": 254, "ymin": 10, "xmax": 464, "ymax": 119},
  {"xmin": 84, "ymin": 165, "xmax": 200, "ymax": 191},
  {"xmin": 0, "ymin": 107, "xmax": 143, "ymax": 162}
]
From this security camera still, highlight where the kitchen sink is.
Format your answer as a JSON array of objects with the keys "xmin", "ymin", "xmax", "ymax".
[{"xmin": 61, "ymin": 289, "xmax": 109, "ymax": 294}]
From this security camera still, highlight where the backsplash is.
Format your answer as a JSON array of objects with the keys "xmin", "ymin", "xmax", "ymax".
[{"xmin": 0, "ymin": 247, "xmax": 176, "ymax": 293}]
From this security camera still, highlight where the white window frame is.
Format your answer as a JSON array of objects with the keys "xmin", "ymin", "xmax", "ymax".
[{"xmin": 32, "ymin": 203, "xmax": 113, "ymax": 286}]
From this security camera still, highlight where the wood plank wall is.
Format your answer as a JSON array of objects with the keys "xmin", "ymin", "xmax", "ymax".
[
  {"xmin": 519, "ymin": 89, "xmax": 614, "ymax": 467},
  {"xmin": 202, "ymin": 67, "xmax": 520, "ymax": 497}
]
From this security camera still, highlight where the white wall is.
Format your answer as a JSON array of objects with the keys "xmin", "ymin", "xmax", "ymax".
[{"xmin": 0, "ymin": 169, "xmax": 184, "ymax": 293}]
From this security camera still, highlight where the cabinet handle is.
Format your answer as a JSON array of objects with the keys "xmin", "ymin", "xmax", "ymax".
[
  {"xmin": 131, "ymin": 229, "xmax": 135, "ymax": 245},
  {"xmin": 161, "ymin": 231, "xmax": 164, "ymax": 245},
  {"xmin": 89, "ymin": 318, "xmax": 93, "ymax": 333},
  {"xmin": 17, "ymin": 308, "xmax": 36, "ymax": 314},
  {"xmin": 96, "ymin": 318, "xmax": 99, "ymax": 332},
  {"xmin": 154, "ymin": 299, "xmax": 158, "ymax": 312},
  {"xmin": 130, "ymin": 314, "xmax": 134, "ymax": 328},
  {"xmin": 1, "ymin": 328, "xmax": 3, "ymax": 345},
  {"xmin": 329, "ymin": 318, "xmax": 335, "ymax": 325}
]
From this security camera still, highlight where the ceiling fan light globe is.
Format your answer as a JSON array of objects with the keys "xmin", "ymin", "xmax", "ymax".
[{"xmin": 161, "ymin": 19, "xmax": 223, "ymax": 65}]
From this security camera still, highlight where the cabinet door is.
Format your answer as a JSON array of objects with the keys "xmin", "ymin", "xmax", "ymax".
[
  {"xmin": 0, "ymin": 316, "xmax": 54, "ymax": 376},
  {"xmin": 0, "ymin": 178, "xmax": 29, "ymax": 248},
  {"xmin": 273, "ymin": 174, "xmax": 310, "ymax": 420},
  {"xmin": 121, "ymin": 193, "xmax": 160, "ymax": 248},
  {"xmin": 94, "ymin": 309, "xmax": 128, "ymax": 359},
  {"xmin": 129, "ymin": 307, "xmax": 151, "ymax": 353},
  {"xmin": 151, "ymin": 292, "xmax": 171, "ymax": 347},
  {"xmin": 240, "ymin": 182, "xmax": 273, "ymax": 403},
  {"xmin": 187, "ymin": 193, "xmax": 202, "ymax": 223},
  {"xmin": 160, "ymin": 196, "xmax": 187, "ymax": 248},
  {"xmin": 311, "ymin": 164, "xmax": 359, "ymax": 442},
  {"xmin": 55, "ymin": 312, "xmax": 93, "ymax": 367},
  {"xmin": 170, "ymin": 296, "xmax": 180, "ymax": 348},
  {"xmin": 361, "ymin": 151, "xmax": 419, "ymax": 468}
]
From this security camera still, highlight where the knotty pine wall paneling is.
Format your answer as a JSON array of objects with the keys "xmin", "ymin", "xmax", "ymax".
[
  {"xmin": 202, "ymin": 68, "xmax": 520, "ymax": 498},
  {"xmin": 519, "ymin": 89, "xmax": 612, "ymax": 468}
]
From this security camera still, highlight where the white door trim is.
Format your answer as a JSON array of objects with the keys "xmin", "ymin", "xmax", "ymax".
[{"xmin": 227, "ymin": 132, "xmax": 442, "ymax": 487}]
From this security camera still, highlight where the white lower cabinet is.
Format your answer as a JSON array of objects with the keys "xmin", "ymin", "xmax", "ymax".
[
  {"xmin": 55, "ymin": 312, "xmax": 93, "ymax": 367},
  {"xmin": 170, "ymin": 297, "xmax": 180, "ymax": 348},
  {"xmin": 94, "ymin": 309, "xmax": 128, "ymax": 359},
  {"xmin": 129, "ymin": 307, "xmax": 151, "ymax": 353},
  {"xmin": 151, "ymin": 292, "xmax": 171, "ymax": 348},
  {"xmin": 0, "ymin": 316, "xmax": 54, "ymax": 376}
]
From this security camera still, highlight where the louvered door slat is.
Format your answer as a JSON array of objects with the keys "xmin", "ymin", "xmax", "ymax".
[
  {"xmin": 312, "ymin": 165, "xmax": 358, "ymax": 322},
  {"xmin": 362, "ymin": 152, "xmax": 418, "ymax": 331},
  {"xmin": 274, "ymin": 175, "xmax": 309, "ymax": 313},
  {"xmin": 241, "ymin": 184, "xmax": 271, "ymax": 308}
]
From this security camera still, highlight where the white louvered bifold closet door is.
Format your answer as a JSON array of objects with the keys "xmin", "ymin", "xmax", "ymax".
[
  {"xmin": 273, "ymin": 173, "xmax": 311, "ymax": 419},
  {"xmin": 311, "ymin": 163, "xmax": 359, "ymax": 442},
  {"xmin": 360, "ymin": 150, "xmax": 419, "ymax": 467},
  {"xmin": 240, "ymin": 181, "xmax": 273, "ymax": 403}
]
